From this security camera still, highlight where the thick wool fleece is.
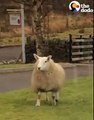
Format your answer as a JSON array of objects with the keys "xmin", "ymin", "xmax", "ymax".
[{"xmin": 31, "ymin": 59, "xmax": 65, "ymax": 93}]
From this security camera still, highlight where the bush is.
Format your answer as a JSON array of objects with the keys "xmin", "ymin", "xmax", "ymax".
[{"xmin": 79, "ymin": 28, "xmax": 85, "ymax": 33}]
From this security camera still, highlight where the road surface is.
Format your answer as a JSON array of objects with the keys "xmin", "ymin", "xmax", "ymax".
[
  {"xmin": 0, "ymin": 45, "xmax": 21, "ymax": 62},
  {"xmin": 0, "ymin": 65, "xmax": 93, "ymax": 93}
]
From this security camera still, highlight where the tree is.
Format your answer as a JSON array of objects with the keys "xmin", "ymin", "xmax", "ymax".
[{"xmin": 14, "ymin": 0, "xmax": 52, "ymax": 56}]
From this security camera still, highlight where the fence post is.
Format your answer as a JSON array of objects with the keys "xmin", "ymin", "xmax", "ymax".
[
  {"xmin": 80, "ymin": 35, "xmax": 82, "ymax": 38},
  {"xmin": 89, "ymin": 35, "xmax": 93, "ymax": 61},
  {"xmin": 69, "ymin": 34, "xmax": 72, "ymax": 63},
  {"xmin": 91, "ymin": 35, "xmax": 94, "ymax": 61},
  {"xmin": 92, "ymin": 37, "xmax": 94, "ymax": 60},
  {"xmin": 79, "ymin": 35, "xmax": 83, "ymax": 58},
  {"xmin": 89, "ymin": 35, "xmax": 91, "ymax": 38}
]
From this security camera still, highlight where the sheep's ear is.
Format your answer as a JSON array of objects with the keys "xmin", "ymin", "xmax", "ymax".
[
  {"xmin": 33, "ymin": 54, "xmax": 39, "ymax": 60},
  {"xmin": 47, "ymin": 55, "xmax": 52, "ymax": 61}
]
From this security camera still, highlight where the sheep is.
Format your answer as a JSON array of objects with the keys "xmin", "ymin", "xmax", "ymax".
[{"xmin": 31, "ymin": 54, "xmax": 65, "ymax": 106}]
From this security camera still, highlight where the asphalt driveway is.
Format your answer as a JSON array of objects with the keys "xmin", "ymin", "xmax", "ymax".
[{"xmin": 0, "ymin": 64, "xmax": 93, "ymax": 93}]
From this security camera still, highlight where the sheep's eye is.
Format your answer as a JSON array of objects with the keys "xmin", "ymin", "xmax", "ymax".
[{"xmin": 45, "ymin": 60, "xmax": 47, "ymax": 63}]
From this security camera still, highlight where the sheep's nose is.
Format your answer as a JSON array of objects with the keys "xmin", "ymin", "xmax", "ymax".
[{"xmin": 38, "ymin": 67, "xmax": 41, "ymax": 70}]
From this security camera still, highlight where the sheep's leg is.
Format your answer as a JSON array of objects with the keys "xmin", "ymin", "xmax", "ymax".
[
  {"xmin": 36, "ymin": 91, "xmax": 41, "ymax": 107},
  {"xmin": 45, "ymin": 92, "xmax": 49, "ymax": 101},
  {"xmin": 55, "ymin": 92, "xmax": 59, "ymax": 103},
  {"xmin": 52, "ymin": 92, "xmax": 57, "ymax": 105}
]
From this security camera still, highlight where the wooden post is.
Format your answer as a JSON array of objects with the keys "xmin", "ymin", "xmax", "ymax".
[
  {"xmin": 79, "ymin": 35, "xmax": 83, "ymax": 59},
  {"xmin": 92, "ymin": 37, "xmax": 94, "ymax": 60},
  {"xmin": 91, "ymin": 35, "xmax": 94, "ymax": 60},
  {"xmin": 89, "ymin": 35, "xmax": 92, "ymax": 38},
  {"xmin": 69, "ymin": 34, "xmax": 72, "ymax": 63},
  {"xmin": 0, "ymin": 27, "xmax": 1, "ymax": 39},
  {"xmin": 80, "ymin": 35, "xmax": 82, "ymax": 39},
  {"xmin": 21, "ymin": 4, "xmax": 26, "ymax": 63}
]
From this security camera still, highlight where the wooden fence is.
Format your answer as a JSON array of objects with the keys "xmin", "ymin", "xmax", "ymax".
[{"xmin": 69, "ymin": 34, "xmax": 93, "ymax": 63}]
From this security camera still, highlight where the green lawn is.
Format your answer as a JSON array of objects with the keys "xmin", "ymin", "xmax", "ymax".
[
  {"xmin": 0, "ymin": 64, "xmax": 34, "ymax": 69},
  {"xmin": 0, "ymin": 76, "xmax": 93, "ymax": 120}
]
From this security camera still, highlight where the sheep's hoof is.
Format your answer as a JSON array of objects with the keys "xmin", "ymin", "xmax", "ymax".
[
  {"xmin": 55, "ymin": 99, "xmax": 59, "ymax": 103},
  {"xmin": 53, "ymin": 99, "xmax": 59, "ymax": 105}
]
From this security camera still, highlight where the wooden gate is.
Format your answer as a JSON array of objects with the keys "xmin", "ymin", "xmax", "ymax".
[{"xmin": 69, "ymin": 34, "xmax": 93, "ymax": 63}]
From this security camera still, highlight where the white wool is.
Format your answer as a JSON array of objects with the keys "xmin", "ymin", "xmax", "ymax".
[{"xmin": 31, "ymin": 54, "xmax": 65, "ymax": 93}]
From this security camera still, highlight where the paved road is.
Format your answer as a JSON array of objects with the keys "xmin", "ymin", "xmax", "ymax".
[
  {"xmin": 0, "ymin": 45, "xmax": 21, "ymax": 62},
  {"xmin": 0, "ymin": 65, "xmax": 93, "ymax": 93}
]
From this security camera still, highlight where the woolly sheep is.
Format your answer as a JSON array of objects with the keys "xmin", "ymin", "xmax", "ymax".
[{"xmin": 31, "ymin": 54, "xmax": 65, "ymax": 106}]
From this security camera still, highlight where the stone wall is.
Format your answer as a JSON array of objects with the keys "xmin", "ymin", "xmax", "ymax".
[{"xmin": 25, "ymin": 37, "xmax": 69, "ymax": 63}]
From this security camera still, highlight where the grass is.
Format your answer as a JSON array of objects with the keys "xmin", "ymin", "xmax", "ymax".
[
  {"xmin": 0, "ymin": 76, "xmax": 93, "ymax": 120},
  {"xmin": 0, "ymin": 27, "xmax": 93, "ymax": 46},
  {"xmin": 0, "ymin": 64, "xmax": 34, "ymax": 69},
  {"xmin": 0, "ymin": 37, "xmax": 21, "ymax": 46},
  {"xmin": 51, "ymin": 28, "xmax": 93, "ymax": 40}
]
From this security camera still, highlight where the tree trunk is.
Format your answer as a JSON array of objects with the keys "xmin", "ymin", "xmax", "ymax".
[{"xmin": 35, "ymin": 16, "xmax": 44, "ymax": 56}]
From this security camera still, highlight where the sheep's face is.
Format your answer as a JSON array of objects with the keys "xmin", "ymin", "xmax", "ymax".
[{"xmin": 34, "ymin": 54, "xmax": 52, "ymax": 71}]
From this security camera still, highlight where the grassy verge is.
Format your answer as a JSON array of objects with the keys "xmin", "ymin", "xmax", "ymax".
[
  {"xmin": 50, "ymin": 28, "xmax": 93, "ymax": 39},
  {"xmin": 0, "ymin": 37, "xmax": 21, "ymax": 46},
  {"xmin": 0, "ymin": 76, "xmax": 93, "ymax": 120},
  {"xmin": 0, "ymin": 64, "xmax": 34, "ymax": 69},
  {"xmin": 0, "ymin": 28, "xmax": 93, "ymax": 46}
]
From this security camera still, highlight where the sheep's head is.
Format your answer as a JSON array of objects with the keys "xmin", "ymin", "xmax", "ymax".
[{"xmin": 33, "ymin": 54, "xmax": 52, "ymax": 71}]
